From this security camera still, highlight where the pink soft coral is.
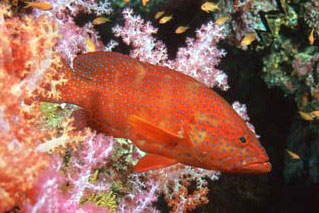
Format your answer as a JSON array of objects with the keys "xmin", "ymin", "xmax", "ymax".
[
  {"xmin": 24, "ymin": 133, "xmax": 114, "ymax": 212},
  {"xmin": 112, "ymin": 8, "xmax": 228, "ymax": 90}
]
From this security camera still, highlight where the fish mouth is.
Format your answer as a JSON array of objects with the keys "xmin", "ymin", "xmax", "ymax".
[{"xmin": 234, "ymin": 161, "xmax": 272, "ymax": 173}]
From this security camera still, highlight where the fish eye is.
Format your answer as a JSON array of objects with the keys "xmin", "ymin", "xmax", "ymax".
[{"xmin": 239, "ymin": 137, "xmax": 246, "ymax": 143}]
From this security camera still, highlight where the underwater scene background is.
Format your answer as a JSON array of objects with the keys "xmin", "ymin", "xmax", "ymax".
[{"xmin": 1, "ymin": 0, "xmax": 319, "ymax": 212}]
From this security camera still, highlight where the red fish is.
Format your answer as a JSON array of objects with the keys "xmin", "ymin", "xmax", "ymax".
[{"xmin": 38, "ymin": 51, "xmax": 271, "ymax": 173}]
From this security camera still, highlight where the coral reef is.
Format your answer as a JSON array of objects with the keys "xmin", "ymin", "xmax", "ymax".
[
  {"xmin": 303, "ymin": 0, "xmax": 319, "ymax": 34},
  {"xmin": 0, "ymin": 0, "xmax": 228, "ymax": 212},
  {"xmin": 258, "ymin": 0, "xmax": 319, "ymax": 183}
]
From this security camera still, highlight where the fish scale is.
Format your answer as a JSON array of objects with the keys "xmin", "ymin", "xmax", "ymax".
[{"xmin": 38, "ymin": 51, "xmax": 271, "ymax": 173}]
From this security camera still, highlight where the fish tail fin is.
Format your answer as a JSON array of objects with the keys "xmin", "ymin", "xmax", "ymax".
[{"xmin": 24, "ymin": 2, "xmax": 33, "ymax": 8}]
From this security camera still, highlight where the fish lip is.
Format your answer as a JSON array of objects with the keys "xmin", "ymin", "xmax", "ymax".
[{"xmin": 234, "ymin": 161, "xmax": 272, "ymax": 173}]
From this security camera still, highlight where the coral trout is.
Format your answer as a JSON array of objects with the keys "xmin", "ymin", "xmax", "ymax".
[{"xmin": 38, "ymin": 52, "xmax": 271, "ymax": 173}]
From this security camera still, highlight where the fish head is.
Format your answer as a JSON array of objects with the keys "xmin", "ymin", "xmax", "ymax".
[{"xmin": 188, "ymin": 110, "xmax": 271, "ymax": 174}]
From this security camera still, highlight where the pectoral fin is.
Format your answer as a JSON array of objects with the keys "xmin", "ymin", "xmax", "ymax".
[
  {"xmin": 133, "ymin": 154, "xmax": 178, "ymax": 172},
  {"xmin": 127, "ymin": 115, "xmax": 183, "ymax": 149}
]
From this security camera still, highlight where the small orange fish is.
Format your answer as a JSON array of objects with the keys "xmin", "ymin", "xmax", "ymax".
[
  {"xmin": 216, "ymin": 15, "xmax": 231, "ymax": 25},
  {"xmin": 159, "ymin": 15, "xmax": 173, "ymax": 24},
  {"xmin": 85, "ymin": 38, "xmax": 96, "ymax": 52},
  {"xmin": 175, "ymin": 26, "xmax": 189, "ymax": 34},
  {"xmin": 240, "ymin": 33, "xmax": 256, "ymax": 46},
  {"xmin": 154, "ymin": 11, "xmax": 165, "ymax": 20},
  {"xmin": 35, "ymin": 52, "xmax": 271, "ymax": 173},
  {"xmin": 201, "ymin": 2, "xmax": 220, "ymax": 13},
  {"xmin": 309, "ymin": 28, "xmax": 315, "ymax": 45},
  {"xmin": 93, "ymin": 17, "xmax": 110, "ymax": 25},
  {"xmin": 299, "ymin": 111, "xmax": 313, "ymax": 121},
  {"xmin": 25, "ymin": 2, "xmax": 52, "ymax": 11},
  {"xmin": 123, "ymin": 0, "xmax": 130, "ymax": 3},
  {"xmin": 286, "ymin": 150, "xmax": 300, "ymax": 160},
  {"xmin": 141, "ymin": 0, "xmax": 149, "ymax": 6}
]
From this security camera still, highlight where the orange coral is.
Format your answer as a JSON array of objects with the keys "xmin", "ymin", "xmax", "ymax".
[{"xmin": 0, "ymin": 4, "xmax": 65, "ymax": 211}]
